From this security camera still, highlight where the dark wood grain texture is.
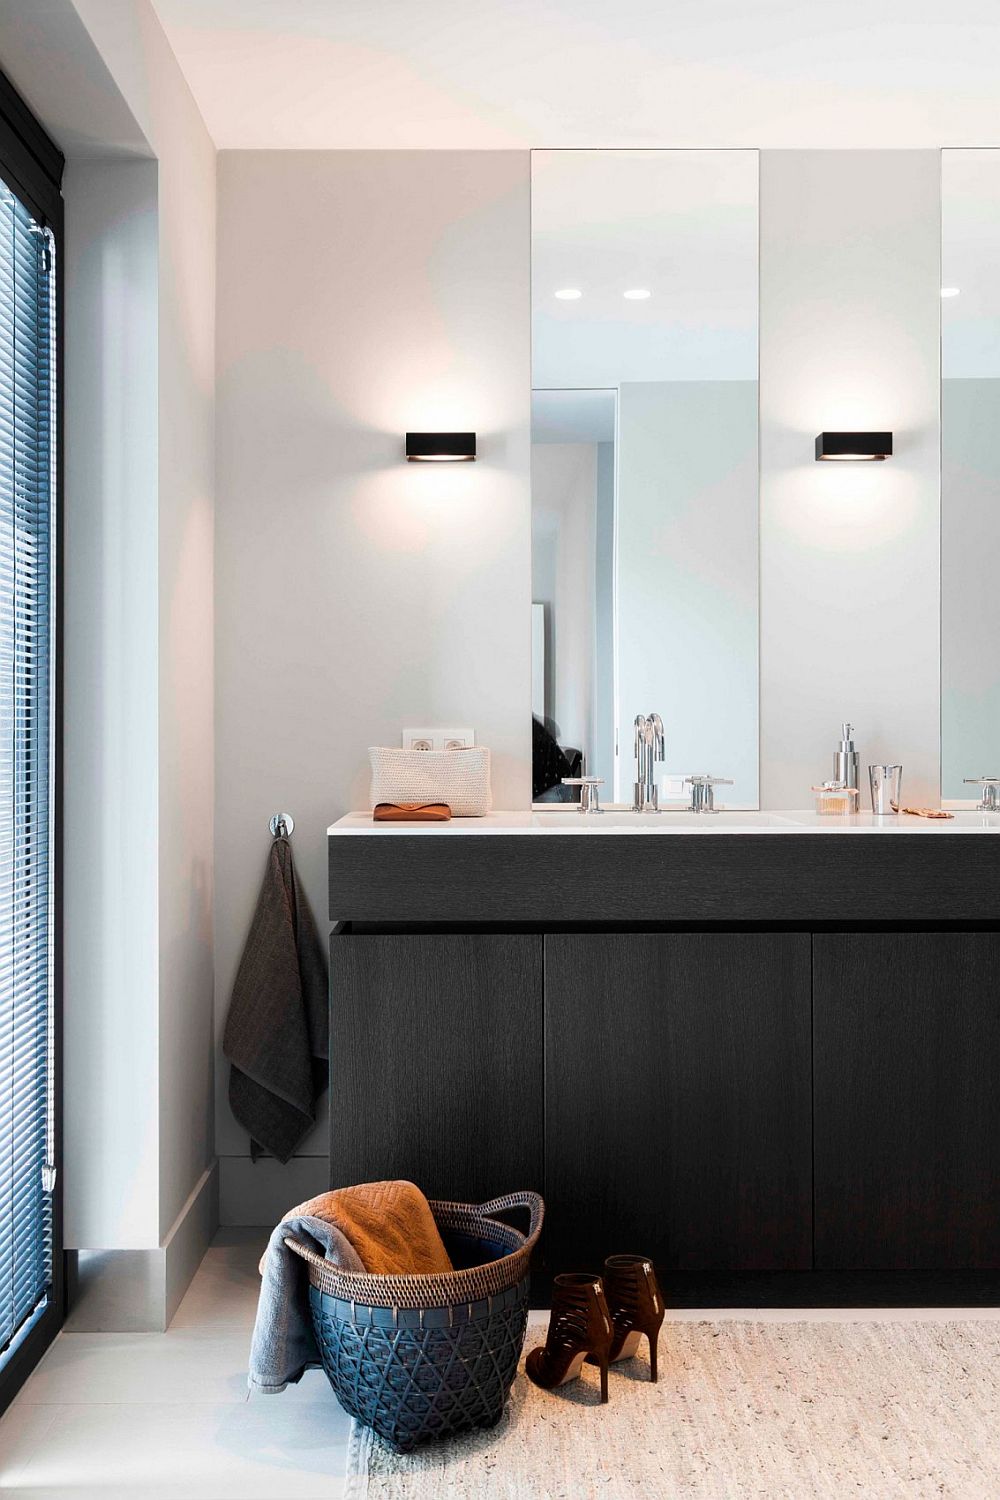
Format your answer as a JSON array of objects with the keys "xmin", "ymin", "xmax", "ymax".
[
  {"xmin": 814, "ymin": 933, "xmax": 1000, "ymax": 1269},
  {"xmin": 329, "ymin": 933, "xmax": 543, "ymax": 1205},
  {"xmin": 330, "ymin": 832, "xmax": 1000, "ymax": 924},
  {"xmin": 543, "ymin": 933, "xmax": 813, "ymax": 1272}
]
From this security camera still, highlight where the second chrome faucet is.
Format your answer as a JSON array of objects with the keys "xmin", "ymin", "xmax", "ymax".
[{"xmin": 633, "ymin": 713, "xmax": 665, "ymax": 813}]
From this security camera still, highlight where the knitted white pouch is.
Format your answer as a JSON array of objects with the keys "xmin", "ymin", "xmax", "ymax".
[{"xmin": 368, "ymin": 747, "xmax": 492, "ymax": 817}]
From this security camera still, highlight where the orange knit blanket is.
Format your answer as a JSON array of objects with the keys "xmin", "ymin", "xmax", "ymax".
[{"xmin": 265, "ymin": 1179, "xmax": 453, "ymax": 1277}]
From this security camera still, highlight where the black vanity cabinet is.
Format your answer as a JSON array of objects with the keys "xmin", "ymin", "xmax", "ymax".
[
  {"xmin": 544, "ymin": 933, "xmax": 813, "ymax": 1271},
  {"xmin": 330, "ymin": 928, "xmax": 813, "ymax": 1272},
  {"xmin": 328, "ymin": 932, "xmax": 543, "ymax": 1204},
  {"xmin": 814, "ymin": 932, "xmax": 1000, "ymax": 1270},
  {"xmin": 329, "ymin": 828, "xmax": 1000, "ymax": 1300}
]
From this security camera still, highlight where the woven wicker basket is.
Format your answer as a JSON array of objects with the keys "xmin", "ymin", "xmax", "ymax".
[
  {"xmin": 368, "ymin": 745, "xmax": 492, "ymax": 817},
  {"xmin": 285, "ymin": 1191, "xmax": 544, "ymax": 1453}
]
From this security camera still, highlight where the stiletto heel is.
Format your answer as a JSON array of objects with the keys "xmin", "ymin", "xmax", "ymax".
[
  {"xmin": 526, "ymin": 1273, "xmax": 613, "ymax": 1402},
  {"xmin": 592, "ymin": 1254, "xmax": 665, "ymax": 1382}
]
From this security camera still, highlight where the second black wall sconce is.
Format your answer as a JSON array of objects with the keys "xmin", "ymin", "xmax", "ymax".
[
  {"xmin": 815, "ymin": 431, "xmax": 892, "ymax": 461},
  {"xmin": 406, "ymin": 432, "xmax": 477, "ymax": 462}
]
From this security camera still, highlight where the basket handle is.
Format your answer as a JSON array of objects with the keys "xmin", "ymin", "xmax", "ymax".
[
  {"xmin": 475, "ymin": 1191, "xmax": 544, "ymax": 1251},
  {"xmin": 283, "ymin": 1235, "xmax": 327, "ymax": 1270}
]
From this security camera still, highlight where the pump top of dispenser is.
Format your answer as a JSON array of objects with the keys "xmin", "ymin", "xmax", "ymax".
[{"xmin": 834, "ymin": 722, "xmax": 860, "ymax": 791}]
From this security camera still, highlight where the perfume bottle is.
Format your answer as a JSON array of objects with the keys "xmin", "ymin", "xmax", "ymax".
[{"xmin": 811, "ymin": 780, "xmax": 860, "ymax": 816}]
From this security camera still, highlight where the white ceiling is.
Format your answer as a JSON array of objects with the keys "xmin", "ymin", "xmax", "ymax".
[
  {"xmin": 532, "ymin": 150, "xmax": 757, "ymax": 386},
  {"xmin": 943, "ymin": 150, "xmax": 1000, "ymax": 379},
  {"xmin": 151, "ymin": 0, "xmax": 1000, "ymax": 151}
]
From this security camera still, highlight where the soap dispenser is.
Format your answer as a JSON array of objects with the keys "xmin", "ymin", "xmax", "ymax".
[{"xmin": 834, "ymin": 722, "xmax": 859, "ymax": 792}]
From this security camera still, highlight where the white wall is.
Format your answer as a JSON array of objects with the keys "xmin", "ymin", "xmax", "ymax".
[
  {"xmin": 63, "ymin": 155, "xmax": 160, "ymax": 1248},
  {"xmin": 759, "ymin": 150, "xmax": 941, "ymax": 809},
  {"xmin": 215, "ymin": 150, "xmax": 530, "ymax": 1219},
  {"xmin": 616, "ymin": 380, "xmax": 759, "ymax": 807},
  {"xmin": 143, "ymin": 22, "xmax": 217, "ymax": 1252},
  {"xmin": 65, "ymin": 0, "xmax": 218, "ymax": 1254},
  {"xmin": 0, "ymin": 0, "xmax": 219, "ymax": 1292}
]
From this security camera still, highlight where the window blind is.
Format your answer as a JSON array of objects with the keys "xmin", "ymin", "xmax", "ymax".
[{"xmin": 0, "ymin": 173, "xmax": 55, "ymax": 1360}]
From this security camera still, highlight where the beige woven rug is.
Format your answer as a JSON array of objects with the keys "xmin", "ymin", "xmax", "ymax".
[{"xmin": 344, "ymin": 1319, "xmax": 1000, "ymax": 1498}]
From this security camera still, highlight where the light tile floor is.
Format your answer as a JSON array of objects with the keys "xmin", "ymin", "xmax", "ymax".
[
  {"xmin": 5, "ymin": 1231, "xmax": 1000, "ymax": 1497},
  {"xmin": 0, "ymin": 1229, "xmax": 352, "ymax": 1499}
]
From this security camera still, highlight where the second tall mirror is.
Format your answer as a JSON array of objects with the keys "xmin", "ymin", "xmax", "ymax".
[{"xmin": 531, "ymin": 149, "xmax": 759, "ymax": 807}]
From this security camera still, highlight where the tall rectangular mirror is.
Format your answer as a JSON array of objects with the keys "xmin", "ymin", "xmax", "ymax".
[
  {"xmin": 942, "ymin": 149, "xmax": 1000, "ymax": 802},
  {"xmin": 531, "ymin": 150, "xmax": 760, "ymax": 807}
]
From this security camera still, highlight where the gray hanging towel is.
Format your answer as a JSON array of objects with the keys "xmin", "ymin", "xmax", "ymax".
[{"xmin": 223, "ymin": 836, "xmax": 328, "ymax": 1162}]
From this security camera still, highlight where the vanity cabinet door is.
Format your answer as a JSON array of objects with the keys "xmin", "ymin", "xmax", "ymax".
[
  {"xmin": 814, "ymin": 932, "xmax": 1000, "ymax": 1269},
  {"xmin": 544, "ymin": 933, "xmax": 812, "ymax": 1272},
  {"xmin": 329, "ymin": 933, "xmax": 543, "ymax": 1204}
]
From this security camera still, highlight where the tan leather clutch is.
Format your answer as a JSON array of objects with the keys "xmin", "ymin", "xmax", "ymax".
[{"xmin": 373, "ymin": 802, "xmax": 452, "ymax": 822}]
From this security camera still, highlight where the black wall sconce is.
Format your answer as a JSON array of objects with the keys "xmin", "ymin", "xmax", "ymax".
[
  {"xmin": 815, "ymin": 431, "xmax": 892, "ymax": 462},
  {"xmin": 406, "ymin": 432, "xmax": 476, "ymax": 462}
]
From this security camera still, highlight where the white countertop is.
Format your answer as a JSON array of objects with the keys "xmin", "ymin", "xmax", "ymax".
[{"xmin": 329, "ymin": 809, "xmax": 1000, "ymax": 836}]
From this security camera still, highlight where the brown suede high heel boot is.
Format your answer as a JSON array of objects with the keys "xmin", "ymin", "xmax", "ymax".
[
  {"xmin": 590, "ymin": 1254, "xmax": 665, "ymax": 1381},
  {"xmin": 525, "ymin": 1273, "xmax": 614, "ymax": 1403}
]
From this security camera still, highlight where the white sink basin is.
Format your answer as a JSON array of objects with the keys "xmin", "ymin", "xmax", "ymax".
[
  {"xmin": 529, "ymin": 810, "xmax": 802, "ymax": 832},
  {"xmin": 945, "ymin": 810, "xmax": 1000, "ymax": 830}
]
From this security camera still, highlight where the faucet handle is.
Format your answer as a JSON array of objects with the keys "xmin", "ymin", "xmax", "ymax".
[
  {"xmin": 684, "ymin": 774, "xmax": 733, "ymax": 814},
  {"xmin": 562, "ymin": 776, "xmax": 604, "ymax": 814},
  {"xmin": 963, "ymin": 777, "xmax": 1000, "ymax": 812}
]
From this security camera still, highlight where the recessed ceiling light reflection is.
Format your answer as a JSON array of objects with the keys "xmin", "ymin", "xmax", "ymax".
[
  {"xmin": 941, "ymin": 287, "xmax": 960, "ymax": 298},
  {"xmin": 554, "ymin": 288, "xmax": 582, "ymax": 300},
  {"xmin": 623, "ymin": 289, "xmax": 652, "ymax": 300}
]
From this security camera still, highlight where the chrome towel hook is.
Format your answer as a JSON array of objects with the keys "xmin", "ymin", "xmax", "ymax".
[{"xmin": 269, "ymin": 813, "xmax": 294, "ymax": 839}]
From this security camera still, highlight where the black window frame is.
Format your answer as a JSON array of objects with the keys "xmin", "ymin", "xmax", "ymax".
[{"xmin": 0, "ymin": 64, "xmax": 63, "ymax": 1417}]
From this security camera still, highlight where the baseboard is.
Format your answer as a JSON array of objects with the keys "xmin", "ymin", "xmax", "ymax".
[
  {"xmin": 164, "ymin": 1164, "xmax": 219, "ymax": 1326},
  {"xmin": 528, "ymin": 1266, "xmax": 1000, "ymax": 1309},
  {"xmin": 65, "ymin": 1164, "xmax": 219, "ymax": 1332},
  {"xmin": 65, "ymin": 1246, "xmax": 167, "ymax": 1332},
  {"xmin": 660, "ymin": 1270, "xmax": 1000, "ymax": 1308},
  {"xmin": 219, "ymin": 1154, "xmax": 329, "ymax": 1226}
]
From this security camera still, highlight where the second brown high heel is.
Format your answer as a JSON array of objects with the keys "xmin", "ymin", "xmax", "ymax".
[
  {"xmin": 591, "ymin": 1254, "xmax": 665, "ymax": 1382},
  {"xmin": 525, "ymin": 1273, "xmax": 614, "ymax": 1403}
]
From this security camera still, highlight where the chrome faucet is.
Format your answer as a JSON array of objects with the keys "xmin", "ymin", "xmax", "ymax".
[
  {"xmin": 561, "ymin": 776, "xmax": 604, "ymax": 814},
  {"xmin": 964, "ymin": 776, "xmax": 1000, "ymax": 811},
  {"xmin": 685, "ymin": 774, "xmax": 734, "ymax": 814},
  {"xmin": 633, "ymin": 713, "xmax": 665, "ymax": 813}
]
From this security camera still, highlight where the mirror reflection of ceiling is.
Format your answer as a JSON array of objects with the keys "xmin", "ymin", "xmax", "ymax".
[
  {"xmin": 942, "ymin": 149, "xmax": 1000, "ymax": 380},
  {"xmin": 532, "ymin": 151, "xmax": 757, "ymax": 388},
  {"xmin": 531, "ymin": 389, "xmax": 616, "ymax": 445},
  {"xmin": 152, "ymin": 1, "xmax": 1000, "ymax": 150}
]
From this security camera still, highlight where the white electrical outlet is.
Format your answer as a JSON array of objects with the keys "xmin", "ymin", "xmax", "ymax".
[
  {"xmin": 402, "ymin": 726, "xmax": 475, "ymax": 752},
  {"xmin": 661, "ymin": 773, "xmax": 690, "ymax": 804}
]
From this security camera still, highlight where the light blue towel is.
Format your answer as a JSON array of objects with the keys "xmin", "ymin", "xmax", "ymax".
[{"xmin": 249, "ymin": 1214, "xmax": 365, "ymax": 1394}]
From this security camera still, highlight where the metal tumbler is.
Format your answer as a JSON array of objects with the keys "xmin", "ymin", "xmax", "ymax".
[{"xmin": 869, "ymin": 764, "xmax": 902, "ymax": 815}]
